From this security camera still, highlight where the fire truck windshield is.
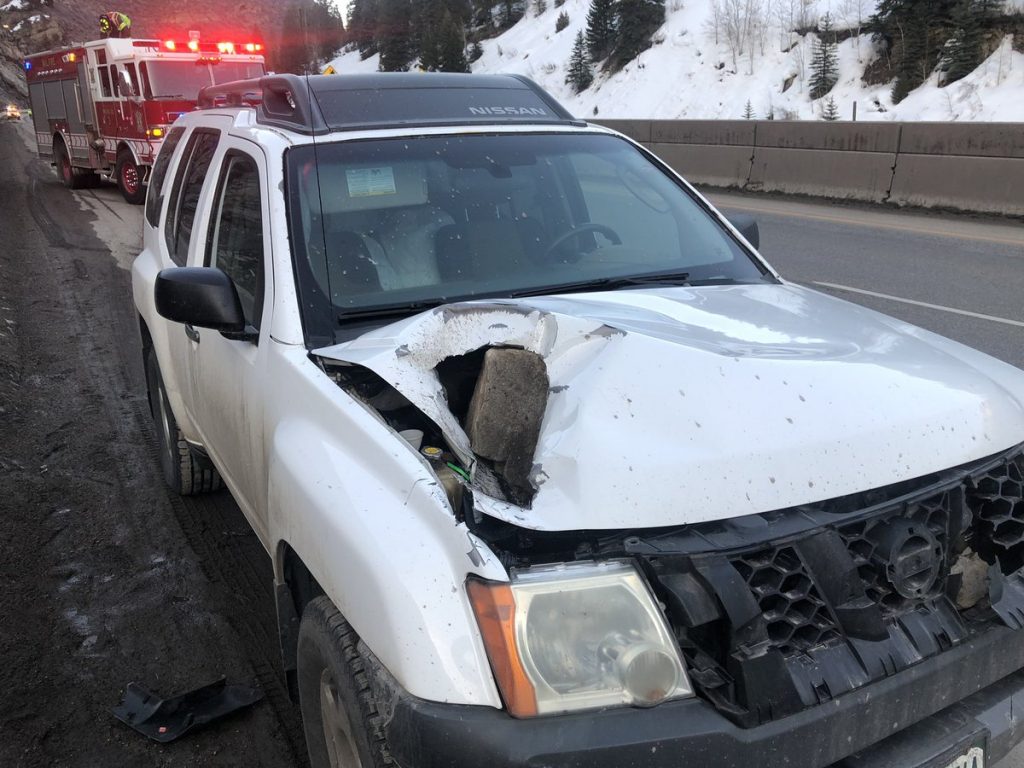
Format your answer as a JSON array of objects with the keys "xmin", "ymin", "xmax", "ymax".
[{"xmin": 141, "ymin": 60, "xmax": 265, "ymax": 100}]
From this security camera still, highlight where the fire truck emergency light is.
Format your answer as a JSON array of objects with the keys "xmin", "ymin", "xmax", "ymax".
[
  {"xmin": 187, "ymin": 40, "xmax": 200, "ymax": 52},
  {"xmin": 164, "ymin": 40, "xmax": 176, "ymax": 50}
]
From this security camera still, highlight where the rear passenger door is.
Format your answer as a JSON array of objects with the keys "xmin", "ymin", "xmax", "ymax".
[
  {"xmin": 189, "ymin": 142, "xmax": 273, "ymax": 540},
  {"xmin": 159, "ymin": 126, "xmax": 222, "ymax": 436}
]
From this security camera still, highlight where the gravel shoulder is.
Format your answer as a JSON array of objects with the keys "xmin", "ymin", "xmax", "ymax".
[{"xmin": 0, "ymin": 119, "xmax": 303, "ymax": 767}]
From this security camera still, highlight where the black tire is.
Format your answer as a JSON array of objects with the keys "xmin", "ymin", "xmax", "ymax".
[
  {"xmin": 144, "ymin": 348, "xmax": 221, "ymax": 496},
  {"xmin": 54, "ymin": 138, "xmax": 96, "ymax": 190},
  {"xmin": 115, "ymin": 149, "xmax": 146, "ymax": 205},
  {"xmin": 297, "ymin": 596, "xmax": 394, "ymax": 768}
]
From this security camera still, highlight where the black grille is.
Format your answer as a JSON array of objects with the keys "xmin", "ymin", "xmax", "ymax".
[
  {"xmin": 632, "ymin": 444, "xmax": 1024, "ymax": 728},
  {"xmin": 970, "ymin": 455, "xmax": 1024, "ymax": 572},
  {"xmin": 732, "ymin": 546, "xmax": 841, "ymax": 654}
]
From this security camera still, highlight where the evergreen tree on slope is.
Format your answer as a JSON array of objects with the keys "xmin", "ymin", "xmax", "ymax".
[
  {"xmin": 585, "ymin": 0, "xmax": 616, "ymax": 60},
  {"xmin": 566, "ymin": 30, "xmax": 594, "ymax": 92},
  {"xmin": 608, "ymin": 0, "xmax": 665, "ymax": 72},
  {"xmin": 809, "ymin": 13, "xmax": 839, "ymax": 100}
]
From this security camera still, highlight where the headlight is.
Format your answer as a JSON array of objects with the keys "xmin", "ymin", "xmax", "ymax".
[{"xmin": 468, "ymin": 561, "xmax": 692, "ymax": 717}]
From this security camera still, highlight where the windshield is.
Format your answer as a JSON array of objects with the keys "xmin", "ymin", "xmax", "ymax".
[
  {"xmin": 141, "ymin": 60, "xmax": 265, "ymax": 100},
  {"xmin": 287, "ymin": 133, "xmax": 768, "ymax": 341}
]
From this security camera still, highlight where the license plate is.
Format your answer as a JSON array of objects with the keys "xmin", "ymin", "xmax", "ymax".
[{"xmin": 943, "ymin": 747, "xmax": 984, "ymax": 768}]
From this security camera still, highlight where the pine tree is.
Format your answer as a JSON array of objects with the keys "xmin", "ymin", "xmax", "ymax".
[
  {"xmin": 608, "ymin": 0, "xmax": 665, "ymax": 71},
  {"xmin": 822, "ymin": 95, "xmax": 840, "ymax": 120},
  {"xmin": 868, "ymin": 0, "xmax": 960, "ymax": 103},
  {"xmin": 436, "ymin": 10, "xmax": 471, "ymax": 71},
  {"xmin": 279, "ymin": 3, "xmax": 312, "ymax": 74},
  {"xmin": 566, "ymin": 30, "xmax": 594, "ymax": 92},
  {"xmin": 809, "ymin": 12, "xmax": 839, "ymax": 99},
  {"xmin": 347, "ymin": 0, "xmax": 380, "ymax": 59},
  {"xmin": 585, "ymin": 0, "xmax": 616, "ymax": 60},
  {"xmin": 534, "ymin": 0, "xmax": 547, "ymax": 15},
  {"xmin": 469, "ymin": 40, "xmax": 484, "ymax": 61},
  {"xmin": 941, "ymin": 0, "xmax": 1003, "ymax": 84},
  {"xmin": 377, "ymin": 0, "xmax": 416, "ymax": 70},
  {"xmin": 555, "ymin": 10, "xmax": 569, "ymax": 32},
  {"xmin": 743, "ymin": 99, "xmax": 754, "ymax": 119}
]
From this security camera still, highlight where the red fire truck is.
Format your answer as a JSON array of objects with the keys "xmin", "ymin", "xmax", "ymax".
[{"xmin": 24, "ymin": 35, "xmax": 266, "ymax": 204}]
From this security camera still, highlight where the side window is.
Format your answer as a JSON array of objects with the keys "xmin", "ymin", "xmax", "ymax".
[
  {"xmin": 206, "ymin": 154, "xmax": 265, "ymax": 329},
  {"xmin": 163, "ymin": 130, "xmax": 220, "ymax": 266},
  {"xmin": 145, "ymin": 127, "xmax": 186, "ymax": 227},
  {"xmin": 98, "ymin": 66, "xmax": 112, "ymax": 98},
  {"xmin": 110, "ymin": 65, "xmax": 120, "ymax": 97},
  {"xmin": 139, "ymin": 62, "xmax": 154, "ymax": 100}
]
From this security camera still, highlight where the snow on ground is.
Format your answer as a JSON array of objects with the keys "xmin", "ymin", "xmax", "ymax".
[
  {"xmin": 329, "ymin": 1, "xmax": 1023, "ymax": 122},
  {"xmin": 0, "ymin": 0, "xmax": 28, "ymax": 11}
]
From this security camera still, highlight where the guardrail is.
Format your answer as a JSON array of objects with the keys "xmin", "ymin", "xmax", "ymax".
[{"xmin": 596, "ymin": 119, "xmax": 1024, "ymax": 217}]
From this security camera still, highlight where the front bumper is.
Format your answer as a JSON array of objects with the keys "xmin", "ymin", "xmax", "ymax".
[{"xmin": 385, "ymin": 623, "xmax": 1024, "ymax": 768}]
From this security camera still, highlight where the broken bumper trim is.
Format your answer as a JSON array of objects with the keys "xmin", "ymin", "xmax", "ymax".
[{"xmin": 385, "ymin": 624, "xmax": 1024, "ymax": 768}]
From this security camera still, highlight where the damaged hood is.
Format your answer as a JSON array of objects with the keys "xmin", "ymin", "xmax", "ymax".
[{"xmin": 317, "ymin": 283, "xmax": 1024, "ymax": 531}]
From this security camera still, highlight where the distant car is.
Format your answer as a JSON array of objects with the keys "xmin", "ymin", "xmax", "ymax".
[
  {"xmin": 133, "ymin": 73, "xmax": 1024, "ymax": 768},
  {"xmin": 5, "ymin": 104, "xmax": 21, "ymax": 120}
]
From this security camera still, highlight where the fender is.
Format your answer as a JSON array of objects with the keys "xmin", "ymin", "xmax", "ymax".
[
  {"xmin": 130, "ymin": 249, "xmax": 201, "ymax": 440},
  {"xmin": 265, "ymin": 347, "xmax": 507, "ymax": 707}
]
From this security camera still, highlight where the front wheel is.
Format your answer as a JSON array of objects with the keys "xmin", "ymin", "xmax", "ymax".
[
  {"xmin": 297, "ymin": 596, "xmax": 394, "ymax": 768},
  {"xmin": 144, "ymin": 348, "xmax": 221, "ymax": 495},
  {"xmin": 115, "ymin": 150, "xmax": 146, "ymax": 205}
]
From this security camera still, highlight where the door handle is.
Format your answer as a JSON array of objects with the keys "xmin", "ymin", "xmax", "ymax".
[{"xmin": 184, "ymin": 324, "xmax": 200, "ymax": 343}]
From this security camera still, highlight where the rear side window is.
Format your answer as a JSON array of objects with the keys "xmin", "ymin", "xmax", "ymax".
[
  {"xmin": 145, "ymin": 127, "xmax": 185, "ymax": 227},
  {"xmin": 163, "ymin": 130, "xmax": 220, "ymax": 266},
  {"xmin": 205, "ymin": 153, "xmax": 265, "ymax": 329}
]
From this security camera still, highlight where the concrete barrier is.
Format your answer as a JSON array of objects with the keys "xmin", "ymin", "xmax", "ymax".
[
  {"xmin": 898, "ymin": 123, "xmax": 1024, "ymax": 159},
  {"xmin": 748, "ymin": 146, "xmax": 896, "ymax": 202},
  {"xmin": 650, "ymin": 143, "xmax": 753, "ymax": 189},
  {"xmin": 651, "ymin": 120, "xmax": 756, "ymax": 146},
  {"xmin": 889, "ymin": 154, "xmax": 1024, "ymax": 216},
  {"xmin": 754, "ymin": 121, "xmax": 901, "ymax": 153},
  {"xmin": 591, "ymin": 118, "xmax": 1024, "ymax": 217}
]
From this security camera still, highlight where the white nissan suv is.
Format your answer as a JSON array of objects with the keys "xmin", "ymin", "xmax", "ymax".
[{"xmin": 133, "ymin": 73, "xmax": 1024, "ymax": 768}]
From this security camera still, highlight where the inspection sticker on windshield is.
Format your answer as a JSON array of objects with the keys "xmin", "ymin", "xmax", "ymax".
[
  {"xmin": 346, "ymin": 167, "xmax": 396, "ymax": 198},
  {"xmin": 943, "ymin": 747, "xmax": 984, "ymax": 768}
]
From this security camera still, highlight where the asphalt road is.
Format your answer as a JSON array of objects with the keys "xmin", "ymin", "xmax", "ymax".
[{"xmin": 1, "ymin": 113, "xmax": 1022, "ymax": 767}]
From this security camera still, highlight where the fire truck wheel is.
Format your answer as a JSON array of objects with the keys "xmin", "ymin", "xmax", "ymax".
[
  {"xmin": 116, "ymin": 150, "xmax": 146, "ymax": 205},
  {"xmin": 54, "ymin": 139, "xmax": 96, "ymax": 191}
]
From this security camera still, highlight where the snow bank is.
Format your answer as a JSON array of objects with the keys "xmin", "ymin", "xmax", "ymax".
[{"xmin": 327, "ymin": 1, "xmax": 1024, "ymax": 122}]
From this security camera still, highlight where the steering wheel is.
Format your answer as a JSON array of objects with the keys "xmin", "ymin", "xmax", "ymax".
[{"xmin": 542, "ymin": 223, "xmax": 622, "ymax": 260}]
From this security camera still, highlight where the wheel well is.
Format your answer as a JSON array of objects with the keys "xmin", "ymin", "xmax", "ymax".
[{"xmin": 276, "ymin": 542, "xmax": 325, "ymax": 701}]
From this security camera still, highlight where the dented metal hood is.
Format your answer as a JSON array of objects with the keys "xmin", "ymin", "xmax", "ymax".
[{"xmin": 315, "ymin": 283, "xmax": 1024, "ymax": 532}]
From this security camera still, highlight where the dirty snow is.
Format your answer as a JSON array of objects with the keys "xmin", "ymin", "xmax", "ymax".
[{"xmin": 328, "ymin": 1, "xmax": 1024, "ymax": 121}]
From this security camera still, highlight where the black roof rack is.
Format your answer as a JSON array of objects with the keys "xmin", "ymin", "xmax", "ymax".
[{"xmin": 197, "ymin": 73, "xmax": 581, "ymax": 136}]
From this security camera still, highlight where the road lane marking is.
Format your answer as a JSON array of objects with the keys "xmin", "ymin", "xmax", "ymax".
[
  {"xmin": 712, "ymin": 197, "xmax": 1024, "ymax": 250},
  {"xmin": 814, "ymin": 282, "xmax": 1024, "ymax": 328}
]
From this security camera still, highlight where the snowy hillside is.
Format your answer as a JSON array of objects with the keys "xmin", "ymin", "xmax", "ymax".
[{"xmin": 329, "ymin": 1, "xmax": 1024, "ymax": 121}]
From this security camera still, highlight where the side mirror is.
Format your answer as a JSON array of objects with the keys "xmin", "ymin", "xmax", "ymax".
[
  {"xmin": 155, "ymin": 267, "xmax": 245, "ymax": 333},
  {"xmin": 727, "ymin": 214, "xmax": 760, "ymax": 250}
]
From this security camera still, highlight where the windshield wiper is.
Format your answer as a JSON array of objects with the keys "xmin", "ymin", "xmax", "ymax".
[
  {"xmin": 337, "ymin": 299, "xmax": 447, "ymax": 324},
  {"xmin": 509, "ymin": 271, "xmax": 692, "ymax": 298}
]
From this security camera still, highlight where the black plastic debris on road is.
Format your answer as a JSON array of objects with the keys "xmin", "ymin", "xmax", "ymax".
[{"xmin": 112, "ymin": 677, "xmax": 263, "ymax": 742}]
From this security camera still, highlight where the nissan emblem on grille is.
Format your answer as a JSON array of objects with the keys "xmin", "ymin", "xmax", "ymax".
[{"xmin": 870, "ymin": 520, "xmax": 945, "ymax": 599}]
